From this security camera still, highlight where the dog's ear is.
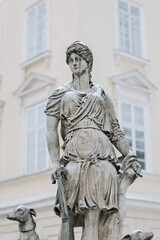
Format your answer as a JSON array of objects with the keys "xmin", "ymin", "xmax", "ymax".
[
  {"xmin": 121, "ymin": 235, "xmax": 131, "ymax": 240},
  {"xmin": 29, "ymin": 208, "xmax": 36, "ymax": 217}
]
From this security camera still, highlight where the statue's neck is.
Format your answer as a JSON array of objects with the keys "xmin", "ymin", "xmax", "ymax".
[
  {"xmin": 72, "ymin": 71, "xmax": 90, "ymax": 91},
  {"xmin": 19, "ymin": 217, "xmax": 36, "ymax": 232}
]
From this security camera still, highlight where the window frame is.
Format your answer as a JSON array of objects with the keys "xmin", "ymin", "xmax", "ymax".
[
  {"xmin": 114, "ymin": 0, "xmax": 147, "ymax": 60},
  {"xmin": 14, "ymin": 72, "xmax": 55, "ymax": 176},
  {"xmin": 23, "ymin": 101, "xmax": 48, "ymax": 175},
  {"xmin": 117, "ymin": 93, "xmax": 152, "ymax": 172},
  {"xmin": 23, "ymin": 0, "xmax": 49, "ymax": 62},
  {"xmin": 110, "ymin": 70, "xmax": 156, "ymax": 173},
  {"xmin": 119, "ymin": 99, "xmax": 148, "ymax": 169}
]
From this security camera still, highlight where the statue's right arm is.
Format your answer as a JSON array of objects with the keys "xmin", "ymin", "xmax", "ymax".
[{"xmin": 46, "ymin": 115, "xmax": 60, "ymax": 179}]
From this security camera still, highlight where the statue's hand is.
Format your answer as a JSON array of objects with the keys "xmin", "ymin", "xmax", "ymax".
[
  {"xmin": 51, "ymin": 163, "xmax": 60, "ymax": 184},
  {"xmin": 51, "ymin": 164, "xmax": 68, "ymax": 184},
  {"xmin": 131, "ymin": 161, "xmax": 142, "ymax": 178}
]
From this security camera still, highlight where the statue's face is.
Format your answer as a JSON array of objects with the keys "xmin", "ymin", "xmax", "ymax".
[{"xmin": 68, "ymin": 53, "xmax": 88, "ymax": 76}]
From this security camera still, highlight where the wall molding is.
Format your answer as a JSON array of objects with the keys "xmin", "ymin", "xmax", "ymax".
[
  {"xmin": 14, "ymin": 72, "xmax": 55, "ymax": 108},
  {"xmin": 0, "ymin": 191, "xmax": 56, "ymax": 215},
  {"xmin": 126, "ymin": 192, "xmax": 160, "ymax": 212},
  {"xmin": 1, "ymin": 191, "xmax": 160, "ymax": 215},
  {"xmin": 0, "ymin": 169, "xmax": 51, "ymax": 187}
]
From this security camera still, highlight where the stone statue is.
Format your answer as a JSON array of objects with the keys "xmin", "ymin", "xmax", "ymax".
[
  {"xmin": 45, "ymin": 41, "xmax": 142, "ymax": 240},
  {"xmin": 7, "ymin": 205, "xmax": 40, "ymax": 240}
]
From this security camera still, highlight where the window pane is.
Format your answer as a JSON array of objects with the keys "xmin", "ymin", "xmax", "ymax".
[
  {"xmin": 26, "ymin": 132, "xmax": 35, "ymax": 173},
  {"xmin": 136, "ymin": 140, "xmax": 144, "ymax": 150},
  {"xmin": 122, "ymin": 103, "xmax": 131, "ymax": 113},
  {"xmin": 139, "ymin": 160, "xmax": 145, "ymax": 169},
  {"xmin": 122, "ymin": 103, "xmax": 131, "ymax": 122},
  {"xmin": 131, "ymin": 18, "xmax": 141, "ymax": 57},
  {"xmin": 119, "ymin": 13, "xmax": 130, "ymax": 53},
  {"xmin": 27, "ymin": 8, "xmax": 36, "ymax": 19},
  {"xmin": 38, "ymin": 104, "xmax": 46, "ymax": 126},
  {"xmin": 134, "ymin": 107, "xmax": 143, "ymax": 124},
  {"xmin": 123, "ymin": 127, "xmax": 132, "ymax": 137},
  {"xmin": 27, "ymin": 8, "xmax": 36, "ymax": 59},
  {"xmin": 131, "ymin": 5, "xmax": 140, "ymax": 18},
  {"xmin": 36, "ymin": 16, "xmax": 47, "ymax": 54},
  {"xmin": 25, "ymin": 103, "xmax": 47, "ymax": 174},
  {"xmin": 123, "ymin": 128, "xmax": 132, "ymax": 147},
  {"xmin": 118, "ymin": 1, "xmax": 142, "ymax": 57},
  {"xmin": 135, "ymin": 130, "xmax": 144, "ymax": 140},
  {"xmin": 27, "ymin": 108, "xmax": 36, "ymax": 129},
  {"xmin": 36, "ymin": 1, "xmax": 47, "ymax": 54},
  {"xmin": 119, "ymin": 0, "xmax": 128, "ymax": 11},
  {"xmin": 134, "ymin": 107, "xmax": 143, "ymax": 116},
  {"xmin": 37, "ymin": 1, "xmax": 47, "ymax": 16},
  {"xmin": 126, "ymin": 138, "xmax": 132, "ymax": 147},
  {"xmin": 37, "ymin": 129, "xmax": 46, "ymax": 170},
  {"xmin": 26, "ymin": 0, "xmax": 47, "ymax": 60},
  {"xmin": 136, "ymin": 150, "xmax": 145, "ymax": 159}
]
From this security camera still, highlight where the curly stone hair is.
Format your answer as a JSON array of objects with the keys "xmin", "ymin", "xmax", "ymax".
[{"xmin": 66, "ymin": 41, "xmax": 93, "ymax": 73}]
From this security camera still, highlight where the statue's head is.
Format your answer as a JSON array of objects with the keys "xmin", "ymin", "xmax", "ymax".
[{"xmin": 66, "ymin": 41, "xmax": 93, "ymax": 73}]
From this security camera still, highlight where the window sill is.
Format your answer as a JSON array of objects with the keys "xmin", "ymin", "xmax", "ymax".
[
  {"xmin": 20, "ymin": 50, "xmax": 51, "ymax": 71},
  {"xmin": 114, "ymin": 49, "xmax": 151, "ymax": 74}
]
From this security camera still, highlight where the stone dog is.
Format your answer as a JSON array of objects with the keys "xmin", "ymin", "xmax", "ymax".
[
  {"xmin": 7, "ymin": 205, "xmax": 40, "ymax": 240},
  {"xmin": 122, "ymin": 230, "xmax": 154, "ymax": 240}
]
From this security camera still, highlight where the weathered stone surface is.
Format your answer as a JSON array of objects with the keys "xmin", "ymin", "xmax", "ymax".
[
  {"xmin": 45, "ymin": 41, "xmax": 142, "ymax": 240},
  {"xmin": 7, "ymin": 205, "xmax": 40, "ymax": 240},
  {"xmin": 121, "ymin": 230, "xmax": 154, "ymax": 240}
]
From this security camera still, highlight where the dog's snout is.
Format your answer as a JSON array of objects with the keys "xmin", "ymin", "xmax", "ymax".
[{"xmin": 7, "ymin": 212, "xmax": 16, "ymax": 220}]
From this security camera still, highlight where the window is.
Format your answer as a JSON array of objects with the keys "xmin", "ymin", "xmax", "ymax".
[
  {"xmin": 121, "ymin": 103, "xmax": 145, "ymax": 169},
  {"xmin": 117, "ymin": 0, "xmax": 143, "ymax": 57},
  {"xmin": 24, "ymin": 103, "xmax": 47, "ymax": 174},
  {"xmin": 26, "ymin": 0, "xmax": 48, "ymax": 60},
  {"xmin": 110, "ymin": 69, "xmax": 156, "ymax": 172},
  {"xmin": 14, "ymin": 72, "xmax": 55, "ymax": 175}
]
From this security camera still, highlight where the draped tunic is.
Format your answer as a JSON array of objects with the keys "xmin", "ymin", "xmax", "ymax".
[{"xmin": 45, "ymin": 82, "xmax": 125, "ymax": 215}]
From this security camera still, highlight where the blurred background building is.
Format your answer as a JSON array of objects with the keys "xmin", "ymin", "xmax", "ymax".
[{"xmin": 0, "ymin": 0, "xmax": 160, "ymax": 239}]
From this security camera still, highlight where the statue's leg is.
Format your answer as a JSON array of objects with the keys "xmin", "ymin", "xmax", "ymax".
[{"xmin": 81, "ymin": 208, "xmax": 100, "ymax": 240}]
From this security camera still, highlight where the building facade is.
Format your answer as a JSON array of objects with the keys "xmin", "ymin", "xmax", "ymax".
[{"xmin": 0, "ymin": 0, "xmax": 160, "ymax": 239}]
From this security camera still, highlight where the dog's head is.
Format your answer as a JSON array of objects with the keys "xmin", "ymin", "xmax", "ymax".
[
  {"xmin": 7, "ymin": 205, "xmax": 36, "ymax": 223},
  {"xmin": 122, "ymin": 230, "xmax": 154, "ymax": 240}
]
